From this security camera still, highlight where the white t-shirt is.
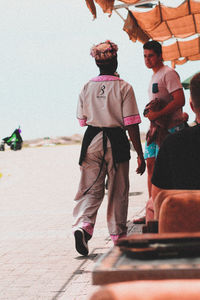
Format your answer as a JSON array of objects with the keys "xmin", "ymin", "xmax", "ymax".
[
  {"xmin": 77, "ymin": 75, "xmax": 141, "ymax": 152},
  {"xmin": 148, "ymin": 65, "xmax": 183, "ymax": 128}
]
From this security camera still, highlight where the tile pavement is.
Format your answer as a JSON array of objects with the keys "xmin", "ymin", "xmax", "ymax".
[{"xmin": 0, "ymin": 144, "xmax": 148, "ymax": 299}]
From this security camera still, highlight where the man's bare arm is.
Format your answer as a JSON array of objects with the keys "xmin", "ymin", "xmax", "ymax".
[
  {"xmin": 126, "ymin": 124, "xmax": 146, "ymax": 175},
  {"xmin": 146, "ymin": 88, "xmax": 185, "ymax": 121}
]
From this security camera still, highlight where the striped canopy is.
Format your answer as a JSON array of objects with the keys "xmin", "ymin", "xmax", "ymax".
[{"xmin": 86, "ymin": 0, "xmax": 200, "ymax": 67}]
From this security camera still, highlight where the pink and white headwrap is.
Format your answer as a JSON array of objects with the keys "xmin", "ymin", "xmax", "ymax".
[{"xmin": 90, "ymin": 40, "xmax": 118, "ymax": 61}]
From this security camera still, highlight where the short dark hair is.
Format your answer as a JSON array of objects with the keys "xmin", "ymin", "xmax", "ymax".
[
  {"xmin": 190, "ymin": 72, "xmax": 200, "ymax": 108},
  {"xmin": 143, "ymin": 40, "xmax": 162, "ymax": 56},
  {"xmin": 96, "ymin": 56, "xmax": 118, "ymax": 74}
]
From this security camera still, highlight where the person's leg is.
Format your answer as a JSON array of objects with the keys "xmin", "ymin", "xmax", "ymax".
[
  {"xmin": 106, "ymin": 149, "xmax": 129, "ymax": 244},
  {"xmin": 73, "ymin": 150, "xmax": 106, "ymax": 255},
  {"xmin": 145, "ymin": 143, "xmax": 160, "ymax": 223},
  {"xmin": 144, "ymin": 141, "xmax": 157, "ymax": 197},
  {"xmin": 133, "ymin": 141, "xmax": 157, "ymax": 224},
  {"xmin": 146, "ymin": 157, "xmax": 155, "ymax": 197}
]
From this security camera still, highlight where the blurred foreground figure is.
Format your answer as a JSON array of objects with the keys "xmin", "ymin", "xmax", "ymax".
[
  {"xmin": 152, "ymin": 72, "xmax": 200, "ymax": 198},
  {"xmin": 72, "ymin": 40, "xmax": 145, "ymax": 256}
]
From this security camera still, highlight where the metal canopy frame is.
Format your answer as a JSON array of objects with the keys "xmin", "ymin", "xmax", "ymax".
[
  {"xmin": 114, "ymin": 0, "xmax": 157, "ymax": 10},
  {"xmin": 113, "ymin": 0, "xmax": 158, "ymax": 21}
]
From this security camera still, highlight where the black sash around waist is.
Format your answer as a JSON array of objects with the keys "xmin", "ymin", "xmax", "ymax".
[
  {"xmin": 79, "ymin": 125, "xmax": 131, "ymax": 166},
  {"xmin": 79, "ymin": 126, "xmax": 131, "ymax": 195}
]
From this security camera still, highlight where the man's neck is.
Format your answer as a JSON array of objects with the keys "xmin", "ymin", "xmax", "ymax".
[
  {"xmin": 99, "ymin": 72, "xmax": 115, "ymax": 76},
  {"xmin": 152, "ymin": 62, "xmax": 164, "ymax": 73}
]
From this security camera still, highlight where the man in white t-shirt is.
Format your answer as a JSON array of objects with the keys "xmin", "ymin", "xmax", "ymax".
[
  {"xmin": 141, "ymin": 40, "xmax": 186, "ymax": 223},
  {"xmin": 73, "ymin": 40, "xmax": 146, "ymax": 256}
]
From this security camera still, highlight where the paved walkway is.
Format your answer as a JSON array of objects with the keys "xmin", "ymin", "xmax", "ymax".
[{"xmin": 0, "ymin": 144, "xmax": 148, "ymax": 299}]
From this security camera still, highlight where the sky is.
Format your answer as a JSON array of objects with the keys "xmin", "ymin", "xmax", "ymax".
[{"xmin": 0, "ymin": 0, "xmax": 200, "ymax": 140}]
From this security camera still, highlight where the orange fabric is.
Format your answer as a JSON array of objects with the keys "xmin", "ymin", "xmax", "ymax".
[
  {"xmin": 95, "ymin": 0, "xmax": 114, "ymax": 14},
  {"xmin": 162, "ymin": 36, "xmax": 200, "ymax": 63},
  {"xmin": 89, "ymin": 280, "xmax": 200, "ymax": 300},
  {"xmin": 130, "ymin": 1, "xmax": 200, "ymax": 41},
  {"xmin": 190, "ymin": 0, "xmax": 200, "ymax": 14},
  {"xmin": 127, "ymin": 0, "xmax": 200, "ymax": 65},
  {"xmin": 159, "ymin": 191, "xmax": 200, "ymax": 233},
  {"xmin": 171, "ymin": 58, "xmax": 188, "ymax": 68},
  {"xmin": 86, "ymin": 0, "xmax": 142, "ymax": 19},
  {"xmin": 85, "ymin": 0, "xmax": 116, "ymax": 18},
  {"xmin": 123, "ymin": 11, "xmax": 149, "ymax": 43},
  {"xmin": 132, "ymin": 5, "xmax": 161, "ymax": 32},
  {"xmin": 85, "ymin": 0, "xmax": 200, "ymax": 66},
  {"xmin": 162, "ymin": 42, "xmax": 180, "ymax": 61},
  {"xmin": 168, "ymin": 15, "xmax": 195, "ymax": 38},
  {"xmin": 189, "ymin": 53, "xmax": 200, "ymax": 61},
  {"xmin": 85, "ymin": 0, "xmax": 97, "ymax": 19},
  {"xmin": 153, "ymin": 189, "xmax": 200, "ymax": 220},
  {"xmin": 179, "ymin": 37, "xmax": 200, "ymax": 57},
  {"xmin": 194, "ymin": 14, "xmax": 200, "ymax": 32},
  {"xmin": 161, "ymin": 1, "xmax": 189, "ymax": 20},
  {"xmin": 149, "ymin": 22, "xmax": 171, "ymax": 42}
]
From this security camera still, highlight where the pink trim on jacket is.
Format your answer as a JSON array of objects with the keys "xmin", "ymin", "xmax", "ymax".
[
  {"xmin": 91, "ymin": 75, "xmax": 122, "ymax": 82},
  {"xmin": 78, "ymin": 119, "xmax": 87, "ymax": 127},
  {"xmin": 124, "ymin": 115, "xmax": 141, "ymax": 126}
]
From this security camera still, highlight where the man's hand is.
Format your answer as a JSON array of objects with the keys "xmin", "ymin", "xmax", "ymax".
[
  {"xmin": 144, "ymin": 110, "xmax": 160, "ymax": 121},
  {"xmin": 136, "ymin": 156, "xmax": 146, "ymax": 175},
  {"xmin": 126, "ymin": 124, "xmax": 146, "ymax": 175},
  {"xmin": 145, "ymin": 89, "xmax": 185, "ymax": 121}
]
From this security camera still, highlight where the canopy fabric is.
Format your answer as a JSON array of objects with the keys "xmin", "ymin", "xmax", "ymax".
[
  {"xmin": 86, "ymin": 0, "xmax": 200, "ymax": 66},
  {"xmin": 127, "ymin": 1, "xmax": 200, "ymax": 41},
  {"xmin": 85, "ymin": 0, "xmax": 141, "ymax": 18},
  {"xmin": 124, "ymin": 0, "xmax": 200, "ymax": 66},
  {"xmin": 86, "ymin": 0, "xmax": 97, "ymax": 19},
  {"xmin": 162, "ymin": 37, "xmax": 200, "ymax": 68},
  {"xmin": 86, "ymin": 0, "xmax": 114, "ymax": 18},
  {"xmin": 123, "ymin": 10, "xmax": 149, "ymax": 43}
]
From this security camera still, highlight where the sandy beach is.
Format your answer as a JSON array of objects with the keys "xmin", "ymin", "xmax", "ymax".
[{"xmin": 0, "ymin": 144, "xmax": 148, "ymax": 299}]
